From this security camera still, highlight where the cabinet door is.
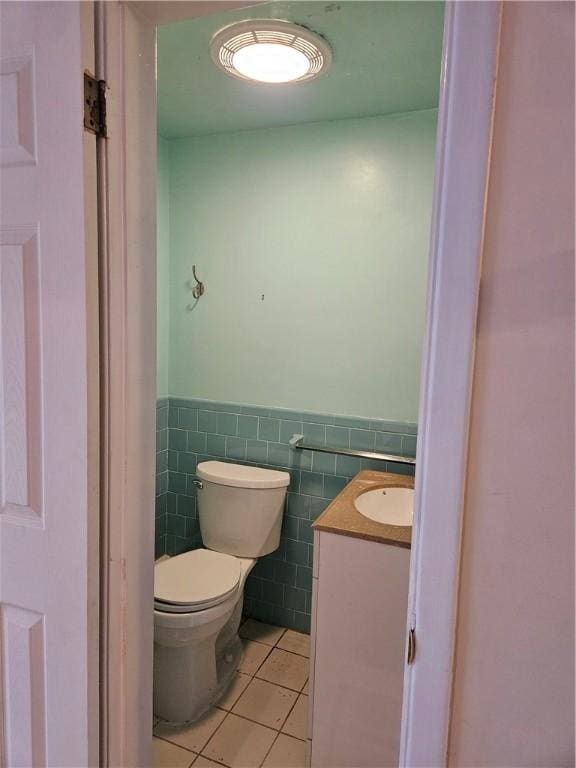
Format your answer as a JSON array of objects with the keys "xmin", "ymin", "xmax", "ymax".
[{"xmin": 311, "ymin": 532, "xmax": 410, "ymax": 768}]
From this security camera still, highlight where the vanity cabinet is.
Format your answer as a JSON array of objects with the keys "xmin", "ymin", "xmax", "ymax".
[{"xmin": 307, "ymin": 471, "xmax": 412, "ymax": 768}]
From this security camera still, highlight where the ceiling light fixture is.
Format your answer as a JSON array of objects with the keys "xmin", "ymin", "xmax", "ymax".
[{"xmin": 210, "ymin": 20, "xmax": 332, "ymax": 84}]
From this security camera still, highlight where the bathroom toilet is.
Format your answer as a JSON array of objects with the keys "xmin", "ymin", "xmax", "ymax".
[{"xmin": 153, "ymin": 460, "xmax": 290, "ymax": 723}]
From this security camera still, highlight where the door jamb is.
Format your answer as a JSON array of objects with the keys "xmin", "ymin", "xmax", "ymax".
[
  {"xmin": 98, "ymin": 1, "xmax": 503, "ymax": 765},
  {"xmin": 400, "ymin": 2, "xmax": 502, "ymax": 765},
  {"xmin": 97, "ymin": 2, "xmax": 157, "ymax": 766}
]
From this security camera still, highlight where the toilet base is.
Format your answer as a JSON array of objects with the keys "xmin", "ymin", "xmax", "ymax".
[
  {"xmin": 154, "ymin": 632, "xmax": 242, "ymax": 725},
  {"xmin": 153, "ymin": 556, "xmax": 256, "ymax": 724},
  {"xmin": 213, "ymin": 634, "xmax": 242, "ymax": 708},
  {"xmin": 153, "ymin": 587, "xmax": 246, "ymax": 723}
]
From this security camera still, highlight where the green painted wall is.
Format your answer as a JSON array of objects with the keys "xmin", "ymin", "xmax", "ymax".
[
  {"xmin": 160, "ymin": 109, "xmax": 437, "ymax": 421},
  {"xmin": 157, "ymin": 136, "xmax": 171, "ymax": 398}
]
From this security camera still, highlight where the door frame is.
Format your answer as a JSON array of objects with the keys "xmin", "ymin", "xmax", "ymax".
[
  {"xmin": 96, "ymin": 3, "xmax": 157, "ymax": 766},
  {"xmin": 99, "ymin": 1, "xmax": 502, "ymax": 765},
  {"xmin": 399, "ymin": 2, "xmax": 502, "ymax": 764}
]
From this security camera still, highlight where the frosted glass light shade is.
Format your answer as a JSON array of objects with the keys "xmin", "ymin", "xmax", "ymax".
[
  {"xmin": 211, "ymin": 20, "xmax": 332, "ymax": 85},
  {"xmin": 232, "ymin": 43, "xmax": 310, "ymax": 83}
]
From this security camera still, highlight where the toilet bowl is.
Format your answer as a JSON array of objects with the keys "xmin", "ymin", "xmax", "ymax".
[
  {"xmin": 154, "ymin": 551, "xmax": 255, "ymax": 723},
  {"xmin": 153, "ymin": 461, "xmax": 289, "ymax": 723}
]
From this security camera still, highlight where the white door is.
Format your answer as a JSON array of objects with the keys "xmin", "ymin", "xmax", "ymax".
[{"xmin": 0, "ymin": 3, "xmax": 99, "ymax": 766}]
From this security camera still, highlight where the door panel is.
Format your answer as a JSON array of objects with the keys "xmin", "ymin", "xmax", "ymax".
[{"xmin": 0, "ymin": 3, "xmax": 98, "ymax": 765}]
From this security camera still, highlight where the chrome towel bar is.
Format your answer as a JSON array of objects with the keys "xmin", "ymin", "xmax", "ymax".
[{"xmin": 288, "ymin": 434, "xmax": 416, "ymax": 466}]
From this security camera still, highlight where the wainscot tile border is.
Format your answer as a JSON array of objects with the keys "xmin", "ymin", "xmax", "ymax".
[{"xmin": 155, "ymin": 397, "xmax": 417, "ymax": 632}]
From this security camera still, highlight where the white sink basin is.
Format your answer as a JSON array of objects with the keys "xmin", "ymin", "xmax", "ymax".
[{"xmin": 354, "ymin": 487, "xmax": 413, "ymax": 526}]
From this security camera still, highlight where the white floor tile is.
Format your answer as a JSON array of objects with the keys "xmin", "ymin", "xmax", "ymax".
[
  {"xmin": 238, "ymin": 639, "xmax": 271, "ymax": 676},
  {"xmin": 262, "ymin": 734, "xmax": 307, "ymax": 768},
  {"xmin": 257, "ymin": 649, "xmax": 309, "ymax": 692},
  {"xmin": 153, "ymin": 737, "xmax": 196, "ymax": 768},
  {"xmin": 232, "ymin": 678, "xmax": 297, "ymax": 730},
  {"xmin": 193, "ymin": 756, "xmax": 224, "ymax": 768},
  {"xmin": 215, "ymin": 673, "xmax": 251, "ymax": 711},
  {"xmin": 281, "ymin": 695, "xmax": 308, "ymax": 741},
  {"xmin": 276, "ymin": 630, "xmax": 310, "ymax": 658},
  {"xmin": 202, "ymin": 713, "xmax": 276, "ymax": 768},
  {"xmin": 154, "ymin": 708, "xmax": 226, "ymax": 754},
  {"xmin": 240, "ymin": 619, "xmax": 285, "ymax": 647}
]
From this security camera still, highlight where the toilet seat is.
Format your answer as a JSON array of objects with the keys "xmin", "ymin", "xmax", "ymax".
[{"xmin": 154, "ymin": 549, "xmax": 241, "ymax": 614}]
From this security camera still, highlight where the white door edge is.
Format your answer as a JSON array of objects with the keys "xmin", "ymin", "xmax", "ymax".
[{"xmin": 399, "ymin": 2, "xmax": 503, "ymax": 766}]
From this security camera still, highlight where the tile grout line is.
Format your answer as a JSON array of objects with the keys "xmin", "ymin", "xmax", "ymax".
[
  {"xmin": 196, "ymin": 744, "xmax": 230, "ymax": 768},
  {"xmin": 223, "ymin": 710, "xmax": 288, "ymax": 734},
  {"xmin": 152, "ymin": 736, "xmax": 198, "ymax": 768},
  {"xmin": 239, "ymin": 627, "xmax": 287, "ymax": 649},
  {"xmin": 196, "ymin": 708, "xmax": 232, "ymax": 763},
  {"xmin": 154, "ymin": 702, "xmax": 233, "ymax": 756},
  {"xmin": 197, "ymin": 710, "xmax": 277, "ymax": 766},
  {"xmin": 258, "ymin": 726, "xmax": 308, "ymax": 768},
  {"xmin": 275, "ymin": 645, "xmax": 310, "ymax": 659},
  {"xmin": 253, "ymin": 670, "xmax": 308, "ymax": 693},
  {"xmin": 259, "ymin": 729, "xmax": 281, "ymax": 768},
  {"xmin": 238, "ymin": 639, "xmax": 273, "ymax": 677},
  {"xmin": 207, "ymin": 708, "xmax": 306, "ymax": 743},
  {"xmin": 274, "ymin": 685, "xmax": 302, "ymax": 734},
  {"xmin": 216, "ymin": 682, "xmax": 308, "ymax": 728}
]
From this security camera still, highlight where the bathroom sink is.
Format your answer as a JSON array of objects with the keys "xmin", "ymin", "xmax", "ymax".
[{"xmin": 354, "ymin": 487, "xmax": 413, "ymax": 526}]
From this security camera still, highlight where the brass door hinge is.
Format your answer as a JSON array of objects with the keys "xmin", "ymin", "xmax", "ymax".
[{"xmin": 84, "ymin": 72, "xmax": 107, "ymax": 138}]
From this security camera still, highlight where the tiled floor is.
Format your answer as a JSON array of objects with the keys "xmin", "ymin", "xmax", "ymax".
[{"xmin": 153, "ymin": 620, "xmax": 310, "ymax": 768}]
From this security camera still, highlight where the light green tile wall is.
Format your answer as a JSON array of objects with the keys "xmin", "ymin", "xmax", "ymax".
[
  {"xmin": 162, "ymin": 109, "xmax": 437, "ymax": 421},
  {"xmin": 157, "ymin": 136, "xmax": 171, "ymax": 398}
]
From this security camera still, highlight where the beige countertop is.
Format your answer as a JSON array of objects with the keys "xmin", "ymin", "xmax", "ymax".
[{"xmin": 311, "ymin": 470, "xmax": 413, "ymax": 548}]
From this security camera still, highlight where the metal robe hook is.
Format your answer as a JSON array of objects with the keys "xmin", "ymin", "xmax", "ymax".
[{"xmin": 192, "ymin": 265, "xmax": 205, "ymax": 299}]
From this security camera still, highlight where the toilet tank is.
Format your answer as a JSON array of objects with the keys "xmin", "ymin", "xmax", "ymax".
[{"xmin": 196, "ymin": 461, "xmax": 290, "ymax": 558}]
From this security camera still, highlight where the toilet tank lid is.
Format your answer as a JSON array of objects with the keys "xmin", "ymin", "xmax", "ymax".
[{"xmin": 197, "ymin": 460, "xmax": 290, "ymax": 489}]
